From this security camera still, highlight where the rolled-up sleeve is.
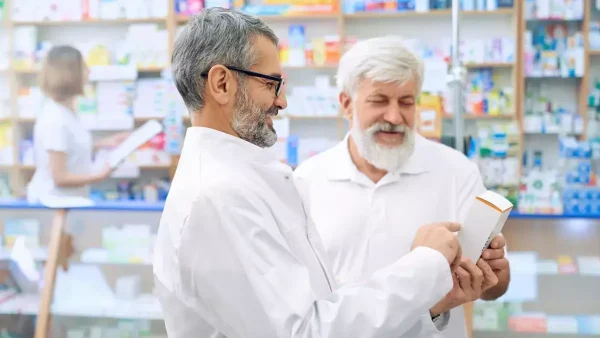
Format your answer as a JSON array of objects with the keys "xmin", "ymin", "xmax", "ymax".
[{"xmin": 177, "ymin": 188, "xmax": 454, "ymax": 338}]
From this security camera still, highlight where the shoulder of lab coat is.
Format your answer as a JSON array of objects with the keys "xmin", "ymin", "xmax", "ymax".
[{"xmin": 178, "ymin": 182, "xmax": 454, "ymax": 338}]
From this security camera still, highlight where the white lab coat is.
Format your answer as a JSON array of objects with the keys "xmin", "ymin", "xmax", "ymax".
[{"xmin": 153, "ymin": 127, "xmax": 454, "ymax": 338}]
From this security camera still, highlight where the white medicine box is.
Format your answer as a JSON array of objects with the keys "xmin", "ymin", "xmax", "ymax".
[{"xmin": 457, "ymin": 190, "xmax": 513, "ymax": 263}]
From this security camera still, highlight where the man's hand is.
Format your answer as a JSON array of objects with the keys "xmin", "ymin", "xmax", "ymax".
[
  {"xmin": 411, "ymin": 222, "xmax": 462, "ymax": 271},
  {"xmin": 430, "ymin": 258, "xmax": 498, "ymax": 316},
  {"xmin": 482, "ymin": 234, "xmax": 509, "ymax": 271},
  {"xmin": 480, "ymin": 234, "xmax": 510, "ymax": 300}
]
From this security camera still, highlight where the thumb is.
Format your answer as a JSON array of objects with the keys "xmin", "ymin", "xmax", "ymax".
[
  {"xmin": 450, "ymin": 242, "xmax": 462, "ymax": 272},
  {"xmin": 441, "ymin": 222, "xmax": 461, "ymax": 232}
]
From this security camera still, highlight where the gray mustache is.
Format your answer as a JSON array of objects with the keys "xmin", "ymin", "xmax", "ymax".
[
  {"xmin": 266, "ymin": 107, "xmax": 279, "ymax": 116},
  {"xmin": 371, "ymin": 123, "xmax": 407, "ymax": 133}
]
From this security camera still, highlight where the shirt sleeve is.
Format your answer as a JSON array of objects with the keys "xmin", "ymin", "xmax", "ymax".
[
  {"xmin": 177, "ymin": 188, "xmax": 454, "ymax": 338},
  {"xmin": 38, "ymin": 118, "xmax": 70, "ymax": 153}
]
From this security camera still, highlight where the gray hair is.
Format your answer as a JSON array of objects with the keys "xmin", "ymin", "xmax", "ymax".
[
  {"xmin": 172, "ymin": 8, "xmax": 279, "ymax": 112},
  {"xmin": 336, "ymin": 36, "xmax": 424, "ymax": 98}
]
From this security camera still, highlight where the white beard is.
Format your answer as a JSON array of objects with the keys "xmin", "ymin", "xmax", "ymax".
[{"xmin": 350, "ymin": 112, "xmax": 416, "ymax": 173}]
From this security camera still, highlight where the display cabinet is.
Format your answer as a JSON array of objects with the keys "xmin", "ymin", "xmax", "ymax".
[
  {"xmin": 474, "ymin": 214, "xmax": 600, "ymax": 338},
  {"xmin": 0, "ymin": 201, "xmax": 166, "ymax": 338}
]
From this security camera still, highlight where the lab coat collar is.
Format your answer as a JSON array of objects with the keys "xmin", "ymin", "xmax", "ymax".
[
  {"xmin": 326, "ymin": 132, "xmax": 431, "ymax": 181},
  {"xmin": 185, "ymin": 127, "xmax": 276, "ymax": 165}
]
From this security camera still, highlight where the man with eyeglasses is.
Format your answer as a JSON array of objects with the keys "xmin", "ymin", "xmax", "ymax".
[{"xmin": 153, "ymin": 8, "xmax": 465, "ymax": 338}]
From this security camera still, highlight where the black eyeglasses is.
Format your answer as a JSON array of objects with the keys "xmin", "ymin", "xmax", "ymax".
[{"xmin": 201, "ymin": 65, "xmax": 285, "ymax": 97}]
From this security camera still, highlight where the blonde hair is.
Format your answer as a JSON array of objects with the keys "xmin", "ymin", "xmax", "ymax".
[{"xmin": 39, "ymin": 46, "xmax": 85, "ymax": 101}]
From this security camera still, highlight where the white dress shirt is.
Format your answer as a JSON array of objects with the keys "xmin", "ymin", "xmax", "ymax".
[
  {"xmin": 293, "ymin": 133, "xmax": 487, "ymax": 338},
  {"xmin": 153, "ymin": 127, "xmax": 456, "ymax": 338}
]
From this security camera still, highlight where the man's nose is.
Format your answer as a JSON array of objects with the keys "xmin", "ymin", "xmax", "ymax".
[
  {"xmin": 275, "ymin": 94, "xmax": 287, "ymax": 110},
  {"xmin": 383, "ymin": 105, "xmax": 405, "ymax": 125}
]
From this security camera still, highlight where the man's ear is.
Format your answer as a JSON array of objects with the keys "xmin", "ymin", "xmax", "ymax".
[
  {"xmin": 339, "ymin": 92, "xmax": 353, "ymax": 120},
  {"xmin": 206, "ymin": 65, "xmax": 234, "ymax": 106}
]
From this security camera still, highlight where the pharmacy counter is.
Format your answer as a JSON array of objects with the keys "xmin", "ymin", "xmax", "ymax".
[
  {"xmin": 0, "ymin": 200, "xmax": 166, "ymax": 338},
  {"xmin": 474, "ymin": 215, "xmax": 600, "ymax": 338},
  {"xmin": 2, "ymin": 201, "xmax": 599, "ymax": 338},
  {"xmin": 0, "ymin": 199, "xmax": 165, "ymax": 212},
  {"xmin": 1, "ymin": 199, "xmax": 599, "ymax": 220}
]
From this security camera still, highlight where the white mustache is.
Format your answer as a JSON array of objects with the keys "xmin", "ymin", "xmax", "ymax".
[{"xmin": 368, "ymin": 123, "xmax": 408, "ymax": 134}]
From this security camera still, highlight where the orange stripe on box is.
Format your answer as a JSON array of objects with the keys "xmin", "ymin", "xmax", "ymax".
[{"xmin": 476, "ymin": 197, "xmax": 503, "ymax": 212}]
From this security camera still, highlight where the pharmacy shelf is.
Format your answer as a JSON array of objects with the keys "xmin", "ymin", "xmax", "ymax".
[
  {"xmin": 176, "ymin": 8, "xmax": 514, "ymax": 23},
  {"xmin": 17, "ymin": 164, "xmax": 170, "ymax": 171},
  {"xmin": 0, "ymin": 293, "xmax": 40, "ymax": 316},
  {"xmin": 9, "ymin": 113, "xmax": 339, "ymax": 125},
  {"xmin": 0, "ymin": 246, "xmax": 151, "ymax": 266},
  {"xmin": 275, "ymin": 114, "xmax": 341, "ymax": 120},
  {"xmin": 344, "ymin": 8, "xmax": 514, "ymax": 19},
  {"xmin": 16, "ymin": 117, "xmax": 168, "ymax": 124},
  {"xmin": 474, "ymin": 331, "xmax": 600, "ymax": 337},
  {"xmin": 2, "ymin": 199, "xmax": 599, "ymax": 220},
  {"xmin": 12, "ymin": 66, "xmax": 165, "ymax": 75},
  {"xmin": 526, "ymin": 75, "xmax": 583, "ymax": 79},
  {"xmin": 79, "ymin": 249, "xmax": 152, "ymax": 266},
  {"xmin": 0, "ymin": 293, "xmax": 163, "ymax": 320},
  {"xmin": 283, "ymin": 64, "xmax": 338, "ymax": 70},
  {"xmin": 11, "ymin": 18, "xmax": 166, "ymax": 26},
  {"xmin": 0, "ymin": 247, "xmax": 47, "ymax": 261},
  {"xmin": 2, "ymin": 248, "xmax": 153, "ymax": 266},
  {"xmin": 443, "ymin": 114, "xmax": 516, "ymax": 120},
  {"xmin": 464, "ymin": 62, "xmax": 515, "ymax": 69},
  {"xmin": 176, "ymin": 12, "xmax": 339, "ymax": 23},
  {"xmin": 0, "ymin": 199, "xmax": 164, "ymax": 212},
  {"xmin": 283, "ymin": 63, "xmax": 511, "ymax": 70},
  {"xmin": 526, "ymin": 16, "xmax": 585, "ymax": 22}
]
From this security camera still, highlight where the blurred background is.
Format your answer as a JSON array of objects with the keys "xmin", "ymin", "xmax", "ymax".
[{"xmin": 0, "ymin": 0, "xmax": 600, "ymax": 337}]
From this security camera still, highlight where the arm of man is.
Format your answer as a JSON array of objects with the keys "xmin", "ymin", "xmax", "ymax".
[
  {"xmin": 178, "ymin": 188, "xmax": 455, "ymax": 338},
  {"xmin": 457, "ymin": 162, "xmax": 510, "ymax": 301},
  {"xmin": 292, "ymin": 175, "xmax": 454, "ymax": 337}
]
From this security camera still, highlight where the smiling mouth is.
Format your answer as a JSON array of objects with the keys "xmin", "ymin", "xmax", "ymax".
[{"xmin": 377, "ymin": 130, "xmax": 404, "ymax": 135}]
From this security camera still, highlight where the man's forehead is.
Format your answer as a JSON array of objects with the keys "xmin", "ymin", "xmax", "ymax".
[
  {"xmin": 251, "ymin": 36, "xmax": 282, "ymax": 76},
  {"xmin": 360, "ymin": 79, "xmax": 418, "ymax": 94}
]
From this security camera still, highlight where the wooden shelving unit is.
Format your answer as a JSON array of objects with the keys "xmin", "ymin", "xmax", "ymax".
[
  {"xmin": 0, "ymin": 2, "xmax": 520, "ymax": 337},
  {"xmin": 11, "ymin": 18, "xmax": 166, "ymax": 26},
  {"xmin": 2, "ymin": 2, "xmax": 522, "ymax": 199},
  {"xmin": 580, "ymin": 0, "xmax": 593, "ymax": 140},
  {"xmin": 344, "ymin": 7, "xmax": 514, "ymax": 19}
]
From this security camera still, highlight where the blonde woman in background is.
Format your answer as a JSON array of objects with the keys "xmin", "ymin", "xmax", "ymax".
[{"xmin": 27, "ymin": 45, "xmax": 126, "ymax": 203}]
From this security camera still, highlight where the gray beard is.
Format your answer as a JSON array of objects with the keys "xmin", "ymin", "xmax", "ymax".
[{"xmin": 232, "ymin": 85, "xmax": 278, "ymax": 148}]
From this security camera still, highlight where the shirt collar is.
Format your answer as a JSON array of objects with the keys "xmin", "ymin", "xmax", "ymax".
[
  {"xmin": 184, "ymin": 127, "xmax": 277, "ymax": 165},
  {"xmin": 326, "ymin": 132, "xmax": 431, "ymax": 181}
]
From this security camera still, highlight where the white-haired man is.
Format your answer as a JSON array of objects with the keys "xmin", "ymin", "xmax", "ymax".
[{"xmin": 294, "ymin": 36, "xmax": 511, "ymax": 338}]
